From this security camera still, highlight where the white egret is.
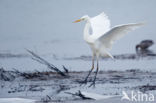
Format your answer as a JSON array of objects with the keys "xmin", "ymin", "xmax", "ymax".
[{"xmin": 74, "ymin": 12, "xmax": 144, "ymax": 87}]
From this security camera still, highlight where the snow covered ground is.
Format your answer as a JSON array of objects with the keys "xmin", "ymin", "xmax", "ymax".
[{"xmin": 0, "ymin": 68, "xmax": 156, "ymax": 103}]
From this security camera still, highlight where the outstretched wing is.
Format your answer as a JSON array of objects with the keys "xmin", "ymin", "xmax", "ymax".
[
  {"xmin": 90, "ymin": 12, "xmax": 111, "ymax": 39},
  {"xmin": 97, "ymin": 23, "xmax": 144, "ymax": 50}
]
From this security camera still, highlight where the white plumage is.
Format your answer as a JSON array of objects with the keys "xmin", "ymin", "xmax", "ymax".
[
  {"xmin": 90, "ymin": 12, "xmax": 111, "ymax": 39},
  {"xmin": 96, "ymin": 22, "xmax": 144, "ymax": 58},
  {"xmin": 74, "ymin": 12, "xmax": 144, "ymax": 86}
]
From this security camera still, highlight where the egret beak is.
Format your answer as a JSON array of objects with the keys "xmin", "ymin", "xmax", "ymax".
[{"xmin": 73, "ymin": 19, "xmax": 82, "ymax": 23}]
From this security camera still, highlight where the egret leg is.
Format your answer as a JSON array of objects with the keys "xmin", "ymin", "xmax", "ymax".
[
  {"xmin": 80, "ymin": 54, "xmax": 95, "ymax": 84},
  {"xmin": 89, "ymin": 58, "xmax": 99, "ymax": 87}
]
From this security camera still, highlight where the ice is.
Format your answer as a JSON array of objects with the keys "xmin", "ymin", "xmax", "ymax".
[{"xmin": 0, "ymin": 98, "xmax": 36, "ymax": 103}]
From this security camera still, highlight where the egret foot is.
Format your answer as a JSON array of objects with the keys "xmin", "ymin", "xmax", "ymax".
[
  {"xmin": 89, "ymin": 66, "xmax": 99, "ymax": 87},
  {"xmin": 79, "ymin": 79, "xmax": 88, "ymax": 86},
  {"xmin": 88, "ymin": 74, "xmax": 97, "ymax": 87},
  {"xmin": 88, "ymin": 80, "xmax": 96, "ymax": 87},
  {"xmin": 80, "ymin": 68, "xmax": 94, "ymax": 86}
]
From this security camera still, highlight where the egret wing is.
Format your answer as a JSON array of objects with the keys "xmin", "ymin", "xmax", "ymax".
[
  {"xmin": 90, "ymin": 12, "xmax": 111, "ymax": 39},
  {"xmin": 97, "ymin": 23, "xmax": 144, "ymax": 50}
]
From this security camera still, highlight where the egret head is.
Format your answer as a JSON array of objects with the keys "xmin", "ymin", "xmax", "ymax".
[{"xmin": 73, "ymin": 15, "xmax": 89, "ymax": 23}]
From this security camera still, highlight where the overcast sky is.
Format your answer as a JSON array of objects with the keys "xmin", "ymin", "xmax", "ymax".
[{"xmin": 0, "ymin": 0, "xmax": 156, "ymax": 55}]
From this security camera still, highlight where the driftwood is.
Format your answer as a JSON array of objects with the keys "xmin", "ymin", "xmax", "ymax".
[
  {"xmin": 65, "ymin": 90, "xmax": 93, "ymax": 100},
  {"xmin": 63, "ymin": 65, "xmax": 69, "ymax": 73},
  {"xmin": 0, "ymin": 68, "xmax": 16, "ymax": 81},
  {"xmin": 26, "ymin": 49, "xmax": 66, "ymax": 77}
]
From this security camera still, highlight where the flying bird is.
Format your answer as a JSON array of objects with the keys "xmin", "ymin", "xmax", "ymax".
[{"xmin": 74, "ymin": 12, "xmax": 144, "ymax": 87}]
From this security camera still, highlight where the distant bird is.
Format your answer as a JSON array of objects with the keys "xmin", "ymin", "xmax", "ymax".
[
  {"xmin": 74, "ymin": 12, "xmax": 144, "ymax": 87},
  {"xmin": 136, "ymin": 40, "xmax": 154, "ymax": 51}
]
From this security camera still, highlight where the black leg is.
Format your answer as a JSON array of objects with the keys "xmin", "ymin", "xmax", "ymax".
[
  {"xmin": 89, "ymin": 58, "xmax": 99, "ymax": 87},
  {"xmin": 80, "ymin": 54, "xmax": 94, "ymax": 85},
  {"xmin": 80, "ymin": 67, "xmax": 94, "ymax": 84}
]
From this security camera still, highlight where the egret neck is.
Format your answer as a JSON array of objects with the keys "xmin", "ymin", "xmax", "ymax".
[{"xmin": 83, "ymin": 20, "xmax": 94, "ymax": 44}]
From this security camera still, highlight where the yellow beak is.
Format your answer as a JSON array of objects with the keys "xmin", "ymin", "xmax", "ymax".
[{"xmin": 73, "ymin": 19, "xmax": 82, "ymax": 23}]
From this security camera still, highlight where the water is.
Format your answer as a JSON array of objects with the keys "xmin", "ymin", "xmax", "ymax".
[{"xmin": 0, "ymin": 0, "xmax": 156, "ymax": 71}]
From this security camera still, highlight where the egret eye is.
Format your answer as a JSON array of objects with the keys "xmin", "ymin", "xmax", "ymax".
[{"xmin": 81, "ymin": 18, "xmax": 85, "ymax": 20}]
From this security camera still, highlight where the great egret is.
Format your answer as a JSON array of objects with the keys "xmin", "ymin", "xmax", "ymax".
[{"xmin": 74, "ymin": 12, "xmax": 144, "ymax": 87}]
